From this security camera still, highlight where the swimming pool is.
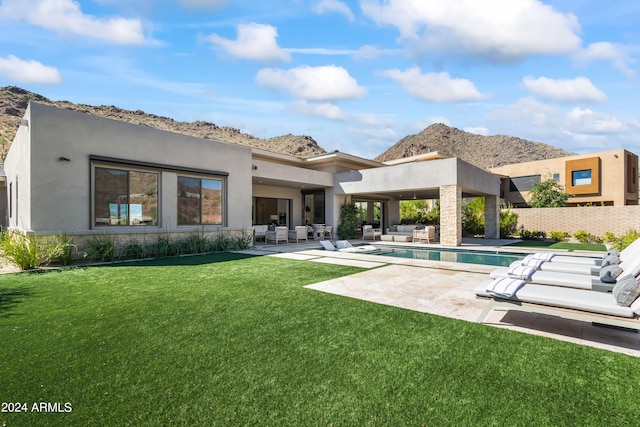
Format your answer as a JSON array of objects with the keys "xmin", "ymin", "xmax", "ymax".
[{"xmin": 368, "ymin": 245, "xmax": 524, "ymax": 267}]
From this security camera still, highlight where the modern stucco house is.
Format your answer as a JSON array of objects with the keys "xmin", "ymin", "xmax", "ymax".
[
  {"xmin": 3, "ymin": 103, "xmax": 638, "ymax": 249},
  {"xmin": 1, "ymin": 102, "xmax": 503, "ymax": 247},
  {"xmin": 491, "ymin": 149, "xmax": 639, "ymax": 207}
]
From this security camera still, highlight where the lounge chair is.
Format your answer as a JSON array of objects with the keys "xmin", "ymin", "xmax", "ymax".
[
  {"xmin": 490, "ymin": 253, "xmax": 640, "ymax": 292},
  {"xmin": 319, "ymin": 240, "xmax": 377, "ymax": 253},
  {"xmin": 510, "ymin": 237, "xmax": 640, "ymax": 274},
  {"xmin": 475, "ymin": 275, "xmax": 640, "ymax": 331},
  {"xmin": 531, "ymin": 238, "xmax": 640, "ymax": 266},
  {"xmin": 494, "ymin": 245, "xmax": 640, "ymax": 281}
]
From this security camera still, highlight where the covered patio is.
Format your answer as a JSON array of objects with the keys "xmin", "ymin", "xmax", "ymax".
[{"xmin": 331, "ymin": 157, "xmax": 501, "ymax": 246}]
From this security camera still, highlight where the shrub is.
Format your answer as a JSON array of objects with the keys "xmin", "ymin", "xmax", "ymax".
[
  {"xmin": 183, "ymin": 233, "xmax": 208, "ymax": 254},
  {"xmin": 44, "ymin": 233, "xmax": 76, "ymax": 266},
  {"xmin": 85, "ymin": 233, "xmax": 116, "ymax": 262},
  {"xmin": 548, "ymin": 231, "xmax": 570, "ymax": 242},
  {"xmin": 461, "ymin": 197, "xmax": 484, "ymax": 236},
  {"xmin": 156, "ymin": 235, "xmax": 181, "ymax": 257},
  {"xmin": 573, "ymin": 230, "xmax": 603, "ymax": 244},
  {"xmin": 337, "ymin": 203, "xmax": 358, "ymax": 240},
  {"xmin": 2, "ymin": 230, "xmax": 40, "ymax": 270},
  {"xmin": 518, "ymin": 229, "xmax": 546, "ymax": 240},
  {"xmin": 123, "ymin": 238, "xmax": 149, "ymax": 259},
  {"xmin": 602, "ymin": 232, "xmax": 617, "ymax": 244},
  {"xmin": 499, "ymin": 207, "xmax": 518, "ymax": 238},
  {"xmin": 610, "ymin": 230, "xmax": 640, "ymax": 251},
  {"xmin": 232, "ymin": 230, "xmax": 253, "ymax": 250},
  {"xmin": 212, "ymin": 233, "xmax": 232, "ymax": 252}
]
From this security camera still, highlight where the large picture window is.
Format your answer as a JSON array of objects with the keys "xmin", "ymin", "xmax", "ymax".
[
  {"xmin": 94, "ymin": 167, "xmax": 158, "ymax": 226},
  {"xmin": 178, "ymin": 176, "xmax": 223, "ymax": 225}
]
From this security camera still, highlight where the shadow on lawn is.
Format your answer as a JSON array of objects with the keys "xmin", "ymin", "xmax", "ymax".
[
  {"xmin": 0, "ymin": 286, "xmax": 34, "ymax": 318},
  {"xmin": 101, "ymin": 252, "xmax": 259, "ymax": 268}
]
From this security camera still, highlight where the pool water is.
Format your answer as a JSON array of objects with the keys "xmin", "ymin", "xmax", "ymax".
[{"xmin": 369, "ymin": 246, "xmax": 524, "ymax": 267}]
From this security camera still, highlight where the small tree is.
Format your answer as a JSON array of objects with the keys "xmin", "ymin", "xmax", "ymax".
[
  {"xmin": 337, "ymin": 203, "xmax": 359, "ymax": 240},
  {"xmin": 528, "ymin": 179, "xmax": 570, "ymax": 208}
]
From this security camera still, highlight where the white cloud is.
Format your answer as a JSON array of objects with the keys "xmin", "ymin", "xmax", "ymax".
[
  {"xmin": 352, "ymin": 44, "xmax": 398, "ymax": 60},
  {"xmin": 488, "ymin": 98, "xmax": 637, "ymax": 151},
  {"xmin": 380, "ymin": 68, "xmax": 484, "ymax": 103},
  {"xmin": 178, "ymin": 0, "xmax": 227, "ymax": 10},
  {"xmin": 255, "ymin": 65, "xmax": 366, "ymax": 101},
  {"xmin": 360, "ymin": 0, "xmax": 581, "ymax": 60},
  {"xmin": 566, "ymin": 107, "xmax": 625, "ymax": 134},
  {"xmin": 290, "ymin": 100, "xmax": 348, "ymax": 120},
  {"xmin": 0, "ymin": 0, "xmax": 147, "ymax": 45},
  {"xmin": 523, "ymin": 76, "xmax": 607, "ymax": 103},
  {"xmin": 575, "ymin": 42, "xmax": 638, "ymax": 80},
  {"xmin": 204, "ymin": 23, "xmax": 290, "ymax": 63},
  {"xmin": 313, "ymin": 0, "xmax": 355, "ymax": 22},
  {"xmin": 285, "ymin": 47, "xmax": 356, "ymax": 56},
  {"xmin": 0, "ymin": 55, "xmax": 61, "ymax": 84}
]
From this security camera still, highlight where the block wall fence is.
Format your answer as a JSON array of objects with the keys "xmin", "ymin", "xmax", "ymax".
[{"xmin": 509, "ymin": 206, "xmax": 640, "ymax": 237}]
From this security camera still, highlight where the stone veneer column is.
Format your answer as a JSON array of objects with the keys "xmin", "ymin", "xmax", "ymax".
[
  {"xmin": 484, "ymin": 195, "xmax": 499, "ymax": 239},
  {"xmin": 440, "ymin": 185, "xmax": 462, "ymax": 246}
]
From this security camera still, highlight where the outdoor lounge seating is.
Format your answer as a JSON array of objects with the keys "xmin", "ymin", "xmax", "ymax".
[
  {"xmin": 413, "ymin": 226, "xmax": 435, "ymax": 243},
  {"xmin": 362, "ymin": 225, "xmax": 381, "ymax": 240},
  {"xmin": 288, "ymin": 226, "xmax": 308, "ymax": 243},
  {"xmin": 319, "ymin": 240, "xmax": 378, "ymax": 253},
  {"xmin": 265, "ymin": 226, "xmax": 288, "ymax": 244},
  {"xmin": 527, "ymin": 238, "xmax": 640, "ymax": 267},
  {"xmin": 475, "ymin": 276, "xmax": 640, "ymax": 331},
  {"xmin": 253, "ymin": 225, "xmax": 268, "ymax": 242}
]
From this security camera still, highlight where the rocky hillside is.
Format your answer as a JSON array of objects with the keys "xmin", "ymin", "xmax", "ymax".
[
  {"xmin": 0, "ymin": 86, "xmax": 326, "ymax": 159},
  {"xmin": 1, "ymin": 86, "xmax": 574, "ymax": 168},
  {"xmin": 375, "ymin": 123, "xmax": 572, "ymax": 168}
]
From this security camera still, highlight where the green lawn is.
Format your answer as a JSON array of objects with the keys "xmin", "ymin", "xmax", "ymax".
[
  {"xmin": 1, "ymin": 253, "xmax": 639, "ymax": 426},
  {"xmin": 504, "ymin": 240, "xmax": 607, "ymax": 252}
]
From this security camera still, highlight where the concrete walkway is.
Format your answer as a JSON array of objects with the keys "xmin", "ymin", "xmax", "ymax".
[{"xmin": 241, "ymin": 238, "xmax": 640, "ymax": 357}]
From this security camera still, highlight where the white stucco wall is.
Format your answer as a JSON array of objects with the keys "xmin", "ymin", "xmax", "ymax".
[
  {"xmin": 4, "ymin": 104, "xmax": 32, "ymax": 230},
  {"xmin": 334, "ymin": 158, "xmax": 499, "ymax": 197},
  {"xmin": 9, "ymin": 103, "xmax": 252, "ymax": 234}
]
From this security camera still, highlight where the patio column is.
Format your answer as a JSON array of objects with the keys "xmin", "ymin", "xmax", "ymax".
[
  {"xmin": 484, "ymin": 195, "xmax": 499, "ymax": 239},
  {"xmin": 440, "ymin": 185, "xmax": 462, "ymax": 246}
]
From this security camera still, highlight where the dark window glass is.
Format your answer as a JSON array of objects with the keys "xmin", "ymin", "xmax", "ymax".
[
  {"xmin": 178, "ymin": 176, "xmax": 223, "ymax": 225},
  {"xmin": 95, "ymin": 167, "xmax": 158, "ymax": 226}
]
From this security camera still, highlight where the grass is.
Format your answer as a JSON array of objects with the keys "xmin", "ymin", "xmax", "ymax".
[
  {"xmin": 1, "ymin": 253, "xmax": 640, "ymax": 426},
  {"xmin": 504, "ymin": 240, "xmax": 607, "ymax": 252}
]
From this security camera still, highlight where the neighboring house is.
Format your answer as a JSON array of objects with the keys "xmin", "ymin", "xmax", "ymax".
[
  {"xmin": 1, "ymin": 103, "xmax": 502, "ymax": 246},
  {"xmin": 491, "ymin": 149, "xmax": 639, "ymax": 207}
]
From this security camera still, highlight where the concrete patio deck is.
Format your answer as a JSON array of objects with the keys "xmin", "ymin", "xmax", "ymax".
[{"xmin": 240, "ymin": 237, "xmax": 640, "ymax": 357}]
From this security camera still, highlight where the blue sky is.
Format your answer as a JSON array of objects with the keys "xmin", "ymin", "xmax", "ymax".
[{"xmin": 0, "ymin": 0, "xmax": 639, "ymax": 159}]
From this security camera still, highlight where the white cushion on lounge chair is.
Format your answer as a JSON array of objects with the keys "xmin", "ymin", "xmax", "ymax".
[
  {"xmin": 319, "ymin": 240, "xmax": 336, "ymax": 251},
  {"xmin": 336, "ymin": 240, "xmax": 352, "ymax": 249},
  {"xmin": 491, "ymin": 267, "xmax": 598, "ymax": 290},
  {"xmin": 475, "ymin": 281, "xmax": 640, "ymax": 318},
  {"xmin": 531, "ymin": 252, "xmax": 555, "ymax": 261},
  {"xmin": 486, "ymin": 277, "xmax": 525, "ymax": 298},
  {"xmin": 507, "ymin": 266, "xmax": 536, "ymax": 281}
]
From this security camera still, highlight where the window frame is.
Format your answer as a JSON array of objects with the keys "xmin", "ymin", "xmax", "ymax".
[
  {"xmin": 91, "ymin": 162, "xmax": 161, "ymax": 229},
  {"xmin": 177, "ymin": 173, "xmax": 227, "ymax": 227}
]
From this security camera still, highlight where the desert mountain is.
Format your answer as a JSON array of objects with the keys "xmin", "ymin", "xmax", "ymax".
[
  {"xmin": 1, "ymin": 86, "xmax": 573, "ymax": 168},
  {"xmin": 375, "ymin": 123, "xmax": 572, "ymax": 168},
  {"xmin": 0, "ymin": 86, "xmax": 326, "ymax": 159}
]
